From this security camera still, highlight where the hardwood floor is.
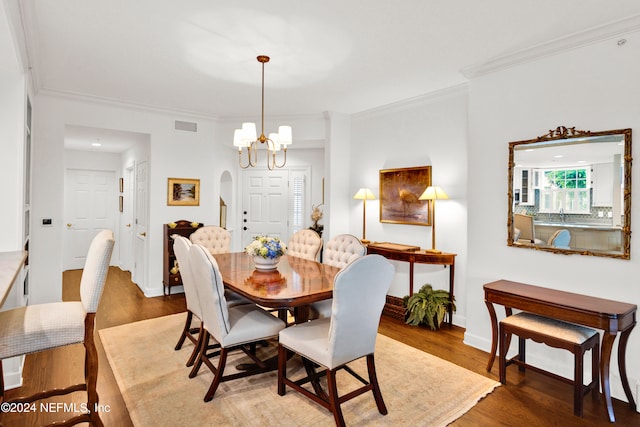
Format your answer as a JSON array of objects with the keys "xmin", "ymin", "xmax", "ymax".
[{"xmin": 3, "ymin": 266, "xmax": 639, "ymax": 426}]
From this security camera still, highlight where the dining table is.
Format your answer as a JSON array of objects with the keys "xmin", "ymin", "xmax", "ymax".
[
  {"xmin": 212, "ymin": 252, "xmax": 341, "ymax": 399},
  {"xmin": 212, "ymin": 252, "xmax": 341, "ymax": 323}
]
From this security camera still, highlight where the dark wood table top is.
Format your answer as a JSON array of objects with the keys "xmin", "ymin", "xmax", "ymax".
[
  {"xmin": 212, "ymin": 252, "xmax": 341, "ymax": 309},
  {"xmin": 484, "ymin": 279, "xmax": 637, "ymax": 331}
]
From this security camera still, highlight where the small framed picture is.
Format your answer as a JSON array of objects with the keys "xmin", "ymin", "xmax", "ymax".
[
  {"xmin": 379, "ymin": 166, "xmax": 432, "ymax": 226},
  {"xmin": 167, "ymin": 178, "xmax": 200, "ymax": 206}
]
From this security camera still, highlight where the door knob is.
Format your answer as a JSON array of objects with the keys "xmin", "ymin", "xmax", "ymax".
[
  {"xmin": 66, "ymin": 223, "xmax": 72, "ymax": 228},
  {"xmin": 126, "ymin": 223, "xmax": 131, "ymax": 228},
  {"xmin": 140, "ymin": 232, "xmax": 146, "ymax": 237}
]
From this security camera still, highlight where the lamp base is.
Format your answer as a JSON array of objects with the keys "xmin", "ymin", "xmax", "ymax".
[
  {"xmin": 424, "ymin": 248, "xmax": 442, "ymax": 254},
  {"xmin": 361, "ymin": 239, "xmax": 371, "ymax": 244}
]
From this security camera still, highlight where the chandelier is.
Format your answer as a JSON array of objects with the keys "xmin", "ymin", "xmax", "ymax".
[{"xmin": 233, "ymin": 55, "xmax": 292, "ymax": 169}]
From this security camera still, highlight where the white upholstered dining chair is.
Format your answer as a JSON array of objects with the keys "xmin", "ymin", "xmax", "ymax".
[
  {"xmin": 287, "ymin": 229, "xmax": 322, "ymax": 261},
  {"xmin": 188, "ymin": 243, "xmax": 286, "ymax": 401},
  {"xmin": 310, "ymin": 234, "xmax": 366, "ymax": 319},
  {"xmin": 277, "ymin": 254, "xmax": 394, "ymax": 427},
  {"xmin": 173, "ymin": 235, "xmax": 251, "ymax": 367},
  {"xmin": 189, "ymin": 225, "xmax": 231, "ymax": 254},
  {"xmin": 0, "ymin": 229, "xmax": 114, "ymax": 427}
]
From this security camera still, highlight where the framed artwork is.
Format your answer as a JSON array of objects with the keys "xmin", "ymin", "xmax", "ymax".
[
  {"xmin": 167, "ymin": 177, "xmax": 200, "ymax": 206},
  {"xmin": 379, "ymin": 166, "xmax": 432, "ymax": 226}
]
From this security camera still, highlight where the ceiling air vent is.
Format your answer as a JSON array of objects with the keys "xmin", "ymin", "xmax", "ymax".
[{"xmin": 174, "ymin": 120, "xmax": 197, "ymax": 132}]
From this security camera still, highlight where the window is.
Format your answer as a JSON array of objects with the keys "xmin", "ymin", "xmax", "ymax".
[
  {"xmin": 290, "ymin": 173, "xmax": 305, "ymax": 234},
  {"xmin": 538, "ymin": 167, "xmax": 590, "ymax": 214}
]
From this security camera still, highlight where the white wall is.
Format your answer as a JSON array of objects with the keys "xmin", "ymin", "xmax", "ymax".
[
  {"xmin": 350, "ymin": 86, "xmax": 469, "ymax": 324},
  {"xmin": 466, "ymin": 33, "xmax": 640, "ymax": 402},
  {"xmin": 31, "ymin": 95, "xmax": 235, "ymax": 299}
]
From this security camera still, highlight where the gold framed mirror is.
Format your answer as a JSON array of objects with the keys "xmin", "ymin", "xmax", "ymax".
[{"xmin": 508, "ymin": 126, "xmax": 632, "ymax": 259}]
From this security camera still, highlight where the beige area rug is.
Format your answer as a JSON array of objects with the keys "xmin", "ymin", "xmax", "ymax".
[{"xmin": 99, "ymin": 313, "xmax": 499, "ymax": 427}]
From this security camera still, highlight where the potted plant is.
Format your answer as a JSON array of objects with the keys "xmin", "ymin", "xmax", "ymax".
[{"xmin": 403, "ymin": 284, "xmax": 456, "ymax": 330}]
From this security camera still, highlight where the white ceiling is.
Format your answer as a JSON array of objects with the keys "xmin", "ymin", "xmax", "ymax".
[{"xmin": 14, "ymin": 0, "xmax": 640, "ymax": 151}]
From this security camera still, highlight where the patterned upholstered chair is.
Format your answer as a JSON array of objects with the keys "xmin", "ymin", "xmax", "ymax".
[
  {"xmin": 188, "ymin": 243, "xmax": 286, "ymax": 401},
  {"xmin": 0, "ymin": 230, "xmax": 114, "ymax": 427},
  {"xmin": 310, "ymin": 234, "xmax": 366, "ymax": 319},
  {"xmin": 190, "ymin": 225, "xmax": 231, "ymax": 254},
  {"xmin": 277, "ymin": 255, "xmax": 395, "ymax": 426},
  {"xmin": 287, "ymin": 229, "xmax": 322, "ymax": 261}
]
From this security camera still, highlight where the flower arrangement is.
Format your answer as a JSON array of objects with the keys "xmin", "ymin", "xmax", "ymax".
[{"xmin": 245, "ymin": 236, "xmax": 287, "ymax": 259}]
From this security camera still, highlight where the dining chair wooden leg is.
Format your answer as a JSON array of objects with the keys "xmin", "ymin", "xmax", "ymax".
[
  {"xmin": 84, "ymin": 314, "xmax": 104, "ymax": 427},
  {"xmin": 277, "ymin": 344, "xmax": 287, "ymax": 396},
  {"xmin": 175, "ymin": 310, "xmax": 194, "ymax": 351},
  {"xmin": 189, "ymin": 330, "xmax": 208, "ymax": 379},
  {"xmin": 185, "ymin": 321, "xmax": 203, "ymax": 367},
  {"xmin": 326, "ymin": 369, "xmax": 346, "ymax": 427},
  {"xmin": 367, "ymin": 354, "xmax": 388, "ymax": 415},
  {"xmin": 203, "ymin": 348, "xmax": 229, "ymax": 402}
]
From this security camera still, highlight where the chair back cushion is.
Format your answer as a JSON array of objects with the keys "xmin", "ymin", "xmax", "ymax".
[
  {"xmin": 172, "ymin": 235, "xmax": 201, "ymax": 318},
  {"xmin": 189, "ymin": 244, "xmax": 231, "ymax": 340},
  {"xmin": 190, "ymin": 226, "xmax": 231, "ymax": 254},
  {"xmin": 287, "ymin": 229, "xmax": 322, "ymax": 261},
  {"xmin": 328, "ymin": 254, "xmax": 394, "ymax": 366},
  {"xmin": 323, "ymin": 234, "xmax": 365, "ymax": 268},
  {"xmin": 548, "ymin": 229, "xmax": 571, "ymax": 249},
  {"xmin": 80, "ymin": 229, "xmax": 115, "ymax": 313}
]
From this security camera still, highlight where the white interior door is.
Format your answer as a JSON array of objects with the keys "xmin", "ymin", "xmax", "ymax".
[
  {"xmin": 132, "ymin": 161, "xmax": 148, "ymax": 287},
  {"xmin": 241, "ymin": 169, "xmax": 289, "ymax": 248},
  {"xmin": 64, "ymin": 168, "xmax": 116, "ymax": 270},
  {"xmin": 119, "ymin": 166, "xmax": 135, "ymax": 272}
]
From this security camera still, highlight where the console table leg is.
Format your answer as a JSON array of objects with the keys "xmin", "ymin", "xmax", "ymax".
[
  {"xmin": 618, "ymin": 323, "xmax": 637, "ymax": 409},
  {"xmin": 600, "ymin": 332, "xmax": 617, "ymax": 423},
  {"xmin": 485, "ymin": 301, "xmax": 498, "ymax": 372}
]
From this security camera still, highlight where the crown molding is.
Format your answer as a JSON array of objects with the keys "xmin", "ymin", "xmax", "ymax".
[
  {"xmin": 461, "ymin": 14, "xmax": 640, "ymax": 79},
  {"xmin": 352, "ymin": 83, "xmax": 468, "ymax": 121}
]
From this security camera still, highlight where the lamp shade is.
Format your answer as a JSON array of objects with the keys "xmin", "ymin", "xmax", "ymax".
[
  {"xmin": 353, "ymin": 188, "xmax": 376, "ymax": 200},
  {"xmin": 241, "ymin": 122, "xmax": 257, "ymax": 144},
  {"xmin": 277, "ymin": 125, "xmax": 292, "ymax": 146},
  {"xmin": 268, "ymin": 133, "xmax": 281, "ymax": 151},
  {"xmin": 419, "ymin": 186, "xmax": 449, "ymax": 201},
  {"xmin": 233, "ymin": 129, "xmax": 245, "ymax": 148}
]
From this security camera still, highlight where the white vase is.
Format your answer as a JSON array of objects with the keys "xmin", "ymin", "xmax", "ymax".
[{"xmin": 253, "ymin": 256, "xmax": 280, "ymax": 270}]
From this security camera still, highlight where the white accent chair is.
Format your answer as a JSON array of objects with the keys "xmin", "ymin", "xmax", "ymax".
[
  {"xmin": 0, "ymin": 230, "xmax": 114, "ymax": 427},
  {"xmin": 188, "ymin": 243, "xmax": 286, "ymax": 401},
  {"xmin": 173, "ymin": 236, "xmax": 251, "ymax": 367},
  {"xmin": 310, "ymin": 234, "xmax": 366, "ymax": 319},
  {"xmin": 277, "ymin": 255, "xmax": 394, "ymax": 426},
  {"xmin": 189, "ymin": 225, "xmax": 231, "ymax": 254},
  {"xmin": 188, "ymin": 226, "xmax": 250, "ymax": 306},
  {"xmin": 287, "ymin": 229, "xmax": 322, "ymax": 262}
]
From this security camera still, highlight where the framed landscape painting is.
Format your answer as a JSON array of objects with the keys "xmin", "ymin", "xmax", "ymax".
[
  {"xmin": 379, "ymin": 166, "xmax": 432, "ymax": 226},
  {"xmin": 167, "ymin": 178, "xmax": 200, "ymax": 206}
]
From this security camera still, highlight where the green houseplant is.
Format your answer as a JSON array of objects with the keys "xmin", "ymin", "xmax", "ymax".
[{"xmin": 403, "ymin": 284, "xmax": 456, "ymax": 330}]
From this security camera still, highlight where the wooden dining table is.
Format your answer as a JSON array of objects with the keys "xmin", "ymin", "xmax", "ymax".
[{"xmin": 212, "ymin": 252, "xmax": 341, "ymax": 323}]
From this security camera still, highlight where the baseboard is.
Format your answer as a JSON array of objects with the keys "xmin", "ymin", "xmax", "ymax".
[{"xmin": 2, "ymin": 355, "xmax": 24, "ymax": 391}]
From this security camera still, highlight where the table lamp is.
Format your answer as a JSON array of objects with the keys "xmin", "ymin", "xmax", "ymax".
[
  {"xmin": 419, "ymin": 186, "xmax": 448, "ymax": 253},
  {"xmin": 353, "ymin": 188, "xmax": 375, "ymax": 244}
]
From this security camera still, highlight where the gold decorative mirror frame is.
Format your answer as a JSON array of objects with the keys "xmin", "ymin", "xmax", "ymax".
[{"xmin": 507, "ymin": 126, "xmax": 632, "ymax": 259}]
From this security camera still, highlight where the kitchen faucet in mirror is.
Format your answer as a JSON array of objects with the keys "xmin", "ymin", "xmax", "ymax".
[{"xmin": 508, "ymin": 126, "xmax": 632, "ymax": 259}]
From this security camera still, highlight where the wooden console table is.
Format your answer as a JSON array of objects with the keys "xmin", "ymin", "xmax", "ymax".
[
  {"xmin": 366, "ymin": 243, "xmax": 456, "ymax": 325},
  {"xmin": 484, "ymin": 279, "xmax": 637, "ymax": 423}
]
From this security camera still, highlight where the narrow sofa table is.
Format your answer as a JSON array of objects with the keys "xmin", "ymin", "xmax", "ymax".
[
  {"xmin": 484, "ymin": 279, "xmax": 637, "ymax": 423},
  {"xmin": 366, "ymin": 243, "xmax": 456, "ymax": 325}
]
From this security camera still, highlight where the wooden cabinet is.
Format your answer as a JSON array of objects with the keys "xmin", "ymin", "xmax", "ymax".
[{"xmin": 163, "ymin": 220, "xmax": 202, "ymax": 295}]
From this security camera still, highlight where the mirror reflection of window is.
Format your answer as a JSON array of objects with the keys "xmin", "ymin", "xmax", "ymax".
[{"xmin": 508, "ymin": 127, "xmax": 631, "ymax": 259}]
